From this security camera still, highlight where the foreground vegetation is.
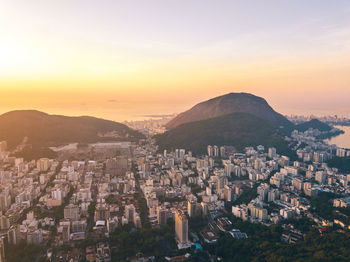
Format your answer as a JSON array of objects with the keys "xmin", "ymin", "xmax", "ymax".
[
  {"xmin": 205, "ymin": 214, "xmax": 350, "ymax": 262},
  {"xmin": 327, "ymin": 157, "xmax": 350, "ymax": 173},
  {"xmin": 210, "ymin": 229, "xmax": 350, "ymax": 262}
]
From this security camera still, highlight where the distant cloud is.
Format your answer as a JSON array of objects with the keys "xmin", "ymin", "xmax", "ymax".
[{"xmin": 107, "ymin": 99, "xmax": 118, "ymax": 103}]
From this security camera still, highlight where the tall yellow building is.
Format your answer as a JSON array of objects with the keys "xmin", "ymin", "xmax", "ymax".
[
  {"xmin": 175, "ymin": 210, "xmax": 188, "ymax": 244},
  {"xmin": 37, "ymin": 158, "xmax": 51, "ymax": 172}
]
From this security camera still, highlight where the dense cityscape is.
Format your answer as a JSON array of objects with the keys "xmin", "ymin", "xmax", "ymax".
[{"xmin": 0, "ymin": 113, "xmax": 349, "ymax": 262}]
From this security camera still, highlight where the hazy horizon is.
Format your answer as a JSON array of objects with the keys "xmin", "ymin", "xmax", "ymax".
[
  {"xmin": 1, "ymin": 90, "xmax": 349, "ymax": 122},
  {"xmin": 1, "ymin": 0, "xmax": 350, "ymax": 121}
]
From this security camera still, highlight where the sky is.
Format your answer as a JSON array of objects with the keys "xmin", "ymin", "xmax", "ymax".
[{"xmin": 1, "ymin": 0, "xmax": 350, "ymax": 121}]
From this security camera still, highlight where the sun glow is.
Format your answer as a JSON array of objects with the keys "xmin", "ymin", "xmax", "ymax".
[{"xmin": 1, "ymin": 0, "xmax": 350, "ymax": 120}]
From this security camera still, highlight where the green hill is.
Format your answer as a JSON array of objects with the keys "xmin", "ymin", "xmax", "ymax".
[
  {"xmin": 157, "ymin": 112, "xmax": 294, "ymax": 156},
  {"xmin": 166, "ymin": 92, "xmax": 293, "ymax": 129},
  {"xmin": 296, "ymin": 119, "xmax": 332, "ymax": 132},
  {"xmin": 0, "ymin": 110, "xmax": 144, "ymax": 150}
]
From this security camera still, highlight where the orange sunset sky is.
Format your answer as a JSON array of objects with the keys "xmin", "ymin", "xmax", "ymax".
[{"xmin": 1, "ymin": 0, "xmax": 350, "ymax": 121}]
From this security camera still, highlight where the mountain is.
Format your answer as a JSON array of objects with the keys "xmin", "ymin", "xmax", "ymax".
[
  {"xmin": 0, "ymin": 110, "xmax": 144, "ymax": 150},
  {"xmin": 157, "ymin": 112, "xmax": 294, "ymax": 156},
  {"xmin": 166, "ymin": 92, "xmax": 293, "ymax": 129},
  {"xmin": 296, "ymin": 119, "xmax": 332, "ymax": 132}
]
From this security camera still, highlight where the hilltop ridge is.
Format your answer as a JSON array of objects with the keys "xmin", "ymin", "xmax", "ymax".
[
  {"xmin": 166, "ymin": 92, "xmax": 293, "ymax": 129},
  {"xmin": 0, "ymin": 110, "xmax": 144, "ymax": 150}
]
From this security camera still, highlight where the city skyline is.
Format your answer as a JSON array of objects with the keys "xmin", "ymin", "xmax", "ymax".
[{"xmin": 1, "ymin": 0, "xmax": 350, "ymax": 121}]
